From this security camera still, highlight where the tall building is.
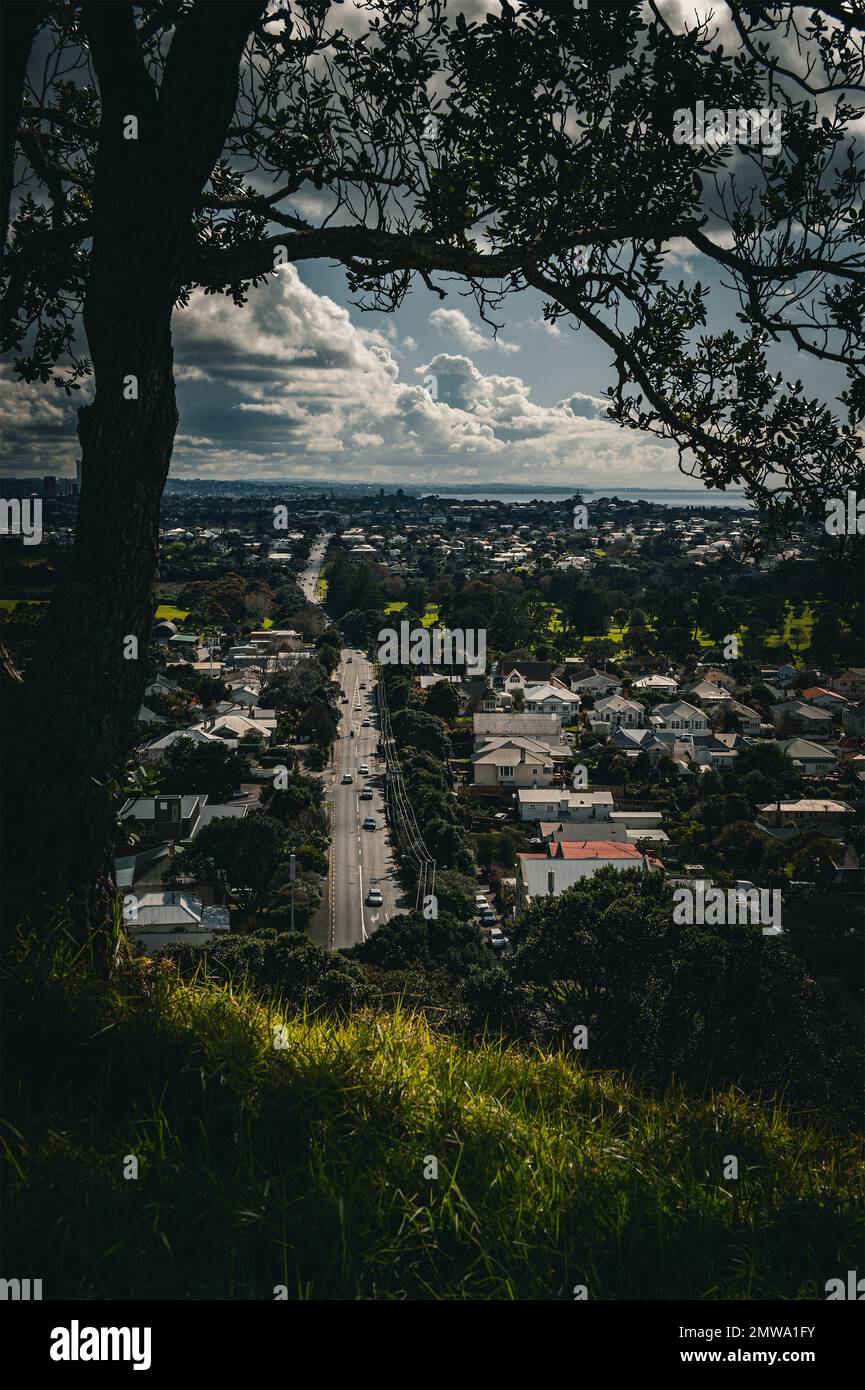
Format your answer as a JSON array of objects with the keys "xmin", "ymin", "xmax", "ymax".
[{"xmin": 43, "ymin": 475, "xmax": 57, "ymax": 499}]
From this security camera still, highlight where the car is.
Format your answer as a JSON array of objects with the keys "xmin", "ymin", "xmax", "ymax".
[
  {"xmin": 475, "ymin": 895, "xmax": 490, "ymax": 910},
  {"xmin": 362, "ymin": 816, "xmax": 377, "ymax": 830},
  {"xmin": 354, "ymin": 705, "xmax": 362, "ymax": 712},
  {"xmin": 489, "ymin": 927, "xmax": 508, "ymax": 952},
  {"xmin": 341, "ymin": 773, "xmax": 353, "ymax": 784},
  {"xmin": 360, "ymin": 681, "xmax": 367, "ymax": 689},
  {"xmin": 479, "ymin": 909, "xmax": 497, "ymax": 925},
  {"xmin": 367, "ymin": 888, "xmax": 383, "ymax": 906},
  {"xmin": 340, "ymin": 694, "xmax": 348, "ymax": 703},
  {"xmin": 347, "ymin": 656, "xmax": 352, "ymax": 663},
  {"xmin": 360, "ymin": 718, "xmax": 370, "ymax": 727},
  {"xmin": 359, "ymin": 763, "xmax": 370, "ymax": 774},
  {"xmin": 360, "ymin": 788, "xmax": 374, "ymax": 800}
]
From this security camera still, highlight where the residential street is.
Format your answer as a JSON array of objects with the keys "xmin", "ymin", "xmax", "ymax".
[{"xmin": 301, "ymin": 540, "xmax": 403, "ymax": 949}]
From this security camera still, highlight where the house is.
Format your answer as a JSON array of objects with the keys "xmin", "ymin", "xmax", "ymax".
[
  {"xmin": 681, "ymin": 679, "xmax": 732, "ymax": 706},
  {"xmin": 652, "ymin": 700, "xmax": 709, "ymax": 736},
  {"xmin": 592, "ymin": 695, "xmax": 645, "ymax": 729},
  {"xmin": 801, "ymin": 686, "xmax": 848, "ymax": 711},
  {"xmin": 728, "ymin": 701, "xmax": 762, "ymax": 735},
  {"xmin": 778, "ymin": 738, "xmax": 838, "ymax": 778},
  {"xmin": 608, "ymin": 726, "xmax": 667, "ymax": 760},
  {"xmin": 542, "ymin": 816, "xmax": 669, "ymax": 847},
  {"xmin": 836, "ymin": 669, "xmax": 865, "ymax": 697},
  {"xmin": 770, "ymin": 700, "xmax": 834, "ymax": 740},
  {"xmin": 841, "ymin": 701, "xmax": 865, "ymax": 737},
  {"xmin": 119, "ymin": 792, "xmax": 248, "ymax": 845},
  {"xmin": 472, "ymin": 713, "xmax": 564, "ymax": 744},
  {"xmin": 522, "ymin": 682, "xmax": 582, "ymax": 720},
  {"xmin": 139, "ymin": 726, "xmax": 222, "ymax": 764},
  {"xmin": 126, "ymin": 892, "xmax": 231, "ymax": 951},
  {"xmin": 697, "ymin": 667, "xmax": 738, "ymax": 693},
  {"xmin": 145, "ymin": 673, "xmax": 181, "ymax": 698},
  {"xmin": 119, "ymin": 793, "xmax": 204, "ymax": 845},
  {"xmin": 471, "ymin": 737, "xmax": 562, "ymax": 788},
  {"xmin": 516, "ymin": 789, "xmax": 615, "ymax": 822},
  {"xmin": 569, "ymin": 670, "xmax": 622, "ymax": 698},
  {"xmin": 228, "ymin": 684, "xmax": 261, "ymax": 708},
  {"xmin": 137, "ymin": 703, "xmax": 167, "ymax": 725},
  {"xmin": 516, "ymin": 841, "xmax": 662, "ymax": 909},
  {"xmin": 633, "ymin": 673, "xmax": 679, "ymax": 694},
  {"xmin": 757, "ymin": 798, "xmax": 850, "ymax": 832},
  {"xmin": 494, "ymin": 660, "xmax": 558, "ymax": 690}
]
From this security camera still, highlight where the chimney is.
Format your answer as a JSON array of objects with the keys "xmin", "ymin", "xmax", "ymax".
[
  {"xmin": 520, "ymin": 747, "xmax": 526, "ymax": 764},
  {"xmin": 547, "ymin": 870, "xmax": 555, "ymax": 896}
]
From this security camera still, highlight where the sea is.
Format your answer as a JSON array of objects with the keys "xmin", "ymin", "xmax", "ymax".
[{"xmin": 419, "ymin": 487, "xmax": 752, "ymax": 509}]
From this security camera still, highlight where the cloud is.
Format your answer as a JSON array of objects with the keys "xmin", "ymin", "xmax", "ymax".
[
  {"xmin": 429, "ymin": 307, "xmax": 521, "ymax": 355},
  {"xmin": 1, "ymin": 266, "xmax": 692, "ymax": 488}
]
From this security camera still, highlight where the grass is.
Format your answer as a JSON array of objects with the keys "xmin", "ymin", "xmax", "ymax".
[
  {"xmin": 383, "ymin": 602, "xmax": 440, "ymax": 628},
  {"xmin": 154, "ymin": 604, "xmax": 190, "ymax": 621},
  {"xmin": 2, "ymin": 922, "xmax": 862, "ymax": 1301}
]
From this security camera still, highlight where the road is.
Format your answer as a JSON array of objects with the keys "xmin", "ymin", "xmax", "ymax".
[
  {"xmin": 300, "ymin": 536, "xmax": 404, "ymax": 949},
  {"xmin": 299, "ymin": 533, "xmax": 329, "ymax": 604}
]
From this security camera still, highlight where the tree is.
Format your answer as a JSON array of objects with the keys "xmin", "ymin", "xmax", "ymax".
[
  {"xmin": 4, "ymin": 1, "xmax": 863, "ymax": 932},
  {"xmin": 177, "ymin": 814, "xmax": 287, "ymax": 911},
  {"xmin": 424, "ymin": 679, "xmax": 461, "ymax": 724},
  {"xmin": 159, "ymin": 738, "xmax": 251, "ymax": 802}
]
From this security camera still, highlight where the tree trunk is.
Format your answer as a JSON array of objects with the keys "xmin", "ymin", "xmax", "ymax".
[
  {"xmin": 1, "ymin": 0, "xmax": 266, "ymax": 939},
  {"xmin": 3, "ymin": 264, "xmax": 179, "ymax": 935}
]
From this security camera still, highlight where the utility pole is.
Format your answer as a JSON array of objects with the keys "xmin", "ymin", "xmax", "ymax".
[{"xmin": 289, "ymin": 852, "xmax": 296, "ymax": 931}]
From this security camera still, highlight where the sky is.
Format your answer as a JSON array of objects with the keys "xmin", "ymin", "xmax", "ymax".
[{"xmin": 1, "ymin": 0, "xmax": 858, "ymax": 492}]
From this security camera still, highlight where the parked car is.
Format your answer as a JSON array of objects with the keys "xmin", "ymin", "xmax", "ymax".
[
  {"xmin": 360, "ymin": 682, "xmax": 367, "ymax": 689},
  {"xmin": 360, "ymin": 788, "xmax": 374, "ymax": 800},
  {"xmin": 475, "ymin": 895, "xmax": 490, "ymax": 910},
  {"xmin": 489, "ymin": 927, "xmax": 508, "ymax": 953},
  {"xmin": 362, "ymin": 816, "xmax": 377, "ymax": 830},
  {"xmin": 341, "ymin": 773, "xmax": 353, "ymax": 785},
  {"xmin": 367, "ymin": 888, "xmax": 383, "ymax": 906},
  {"xmin": 359, "ymin": 763, "xmax": 370, "ymax": 774},
  {"xmin": 361, "ymin": 718, "xmax": 371, "ymax": 727},
  {"xmin": 480, "ymin": 908, "xmax": 497, "ymax": 925}
]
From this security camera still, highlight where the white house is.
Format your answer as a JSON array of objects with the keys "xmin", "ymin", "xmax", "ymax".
[
  {"xmin": 633, "ymin": 674, "xmax": 679, "ymax": 694},
  {"xmin": 472, "ymin": 738, "xmax": 560, "ymax": 788},
  {"xmin": 778, "ymin": 738, "xmax": 838, "ymax": 778},
  {"xmin": 592, "ymin": 695, "xmax": 646, "ymax": 729},
  {"xmin": 652, "ymin": 700, "xmax": 709, "ymax": 735},
  {"xmin": 522, "ymin": 682, "xmax": 582, "ymax": 721},
  {"xmin": 516, "ymin": 841, "xmax": 661, "ymax": 909},
  {"xmin": 516, "ymin": 789, "xmax": 615, "ymax": 822},
  {"xmin": 569, "ymin": 671, "xmax": 623, "ymax": 698}
]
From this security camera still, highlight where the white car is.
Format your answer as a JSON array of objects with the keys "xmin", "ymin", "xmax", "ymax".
[
  {"xmin": 489, "ymin": 927, "xmax": 508, "ymax": 952},
  {"xmin": 476, "ymin": 895, "xmax": 490, "ymax": 910},
  {"xmin": 367, "ymin": 888, "xmax": 383, "ymax": 906},
  {"xmin": 359, "ymin": 763, "xmax": 370, "ymax": 774},
  {"xmin": 361, "ymin": 718, "xmax": 371, "ymax": 727}
]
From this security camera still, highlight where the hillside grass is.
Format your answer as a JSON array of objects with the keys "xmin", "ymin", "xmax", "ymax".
[{"xmin": 2, "ymin": 923, "xmax": 862, "ymax": 1301}]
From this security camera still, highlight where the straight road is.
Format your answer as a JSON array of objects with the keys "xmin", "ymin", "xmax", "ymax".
[
  {"xmin": 300, "ymin": 535, "xmax": 403, "ymax": 949},
  {"xmin": 322, "ymin": 648, "xmax": 403, "ymax": 948}
]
